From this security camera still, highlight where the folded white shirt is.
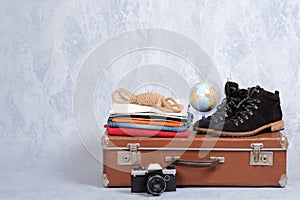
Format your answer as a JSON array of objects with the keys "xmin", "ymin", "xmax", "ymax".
[{"xmin": 109, "ymin": 100, "xmax": 189, "ymax": 117}]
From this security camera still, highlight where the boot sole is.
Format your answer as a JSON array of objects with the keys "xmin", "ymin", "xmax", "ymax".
[{"xmin": 195, "ymin": 120, "xmax": 284, "ymax": 137}]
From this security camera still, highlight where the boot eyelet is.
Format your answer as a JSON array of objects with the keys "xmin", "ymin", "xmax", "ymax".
[
  {"xmin": 234, "ymin": 122, "xmax": 239, "ymax": 126},
  {"xmin": 254, "ymin": 105, "xmax": 258, "ymax": 109},
  {"xmin": 256, "ymin": 99, "xmax": 261, "ymax": 103},
  {"xmin": 244, "ymin": 116, "xmax": 249, "ymax": 120},
  {"xmin": 249, "ymin": 111, "xmax": 253, "ymax": 116},
  {"xmin": 239, "ymin": 119, "xmax": 244, "ymax": 123}
]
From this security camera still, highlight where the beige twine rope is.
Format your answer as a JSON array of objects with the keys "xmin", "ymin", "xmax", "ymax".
[{"xmin": 111, "ymin": 88, "xmax": 183, "ymax": 113}]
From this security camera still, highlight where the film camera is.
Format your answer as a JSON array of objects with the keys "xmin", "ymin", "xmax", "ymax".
[{"xmin": 131, "ymin": 163, "xmax": 176, "ymax": 196}]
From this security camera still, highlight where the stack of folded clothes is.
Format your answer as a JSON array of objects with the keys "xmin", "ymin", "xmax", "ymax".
[{"xmin": 104, "ymin": 102, "xmax": 193, "ymax": 138}]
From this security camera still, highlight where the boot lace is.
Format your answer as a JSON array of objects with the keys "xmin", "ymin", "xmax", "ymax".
[
  {"xmin": 231, "ymin": 86, "xmax": 261, "ymax": 126},
  {"xmin": 210, "ymin": 96, "xmax": 240, "ymax": 123}
]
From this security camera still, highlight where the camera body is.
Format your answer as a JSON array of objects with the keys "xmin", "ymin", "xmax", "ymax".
[{"xmin": 131, "ymin": 163, "xmax": 176, "ymax": 196}]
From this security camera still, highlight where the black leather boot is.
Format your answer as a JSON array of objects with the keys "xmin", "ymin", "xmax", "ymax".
[
  {"xmin": 193, "ymin": 81, "xmax": 247, "ymax": 133},
  {"xmin": 209, "ymin": 85, "xmax": 284, "ymax": 137}
]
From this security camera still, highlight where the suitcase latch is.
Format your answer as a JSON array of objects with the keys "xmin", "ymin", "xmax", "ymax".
[
  {"xmin": 250, "ymin": 143, "xmax": 273, "ymax": 166},
  {"xmin": 117, "ymin": 143, "xmax": 141, "ymax": 166}
]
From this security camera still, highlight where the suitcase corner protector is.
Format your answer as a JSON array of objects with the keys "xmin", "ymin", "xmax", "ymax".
[
  {"xmin": 279, "ymin": 174, "xmax": 287, "ymax": 187},
  {"xmin": 102, "ymin": 135, "xmax": 110, "ymax": 149},
  {"xmin": 103, "ymin": 173, "xmax": 110, "ymax": 187},
  {"xmin": 280, "ymin": 135, "xmax": 288, "ymax": 150}
]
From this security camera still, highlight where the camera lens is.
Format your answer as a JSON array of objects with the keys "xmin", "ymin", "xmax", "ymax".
[{"xmin": 146, "ymin": 175, "xmax": 166, "ymax": 195}]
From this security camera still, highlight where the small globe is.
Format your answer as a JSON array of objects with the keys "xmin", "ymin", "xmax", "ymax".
[{"xmin": 189, "ymin": 82, "xmax": 219, "ymax": 112}]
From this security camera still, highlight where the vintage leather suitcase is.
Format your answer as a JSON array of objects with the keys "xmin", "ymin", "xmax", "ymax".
[{"xmin": 102, "ymin": 132, "xmax": 288, "ymax": 187}]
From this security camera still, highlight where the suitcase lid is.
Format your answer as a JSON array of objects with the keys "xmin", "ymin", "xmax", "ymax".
[{"xmin": 102, "ymin": 132, "xmax": 288, "ymax": 151}]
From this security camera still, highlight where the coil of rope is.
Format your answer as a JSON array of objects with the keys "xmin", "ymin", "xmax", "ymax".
[{"xmin": 111, "ymin": 88, "xmax": 183, "ymax": 113}]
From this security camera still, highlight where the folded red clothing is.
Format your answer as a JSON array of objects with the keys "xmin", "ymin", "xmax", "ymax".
[{"xmin": 104, "ymin": 125, "xmax": 189, "ymax": 138}]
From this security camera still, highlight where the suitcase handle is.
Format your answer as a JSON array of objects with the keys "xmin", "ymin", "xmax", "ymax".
[{"xmin": 172, "ymin": 158, "xmax": 220, "ymax": 168}]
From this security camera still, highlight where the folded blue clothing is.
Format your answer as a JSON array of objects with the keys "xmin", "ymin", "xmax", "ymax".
[{"xmin": 107, "ymin": 112, "xmax": 193, "ymax": 132}]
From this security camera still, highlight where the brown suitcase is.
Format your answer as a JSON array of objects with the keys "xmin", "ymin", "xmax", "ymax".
[{"xmin": 102, "ymin": 132, "xmax": 288, "ymax": 187}]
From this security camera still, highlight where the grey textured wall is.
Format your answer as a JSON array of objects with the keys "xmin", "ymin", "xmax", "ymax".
[{"xmin": 1, "ymin": 0, "xmax": 300, "ymax": 199}]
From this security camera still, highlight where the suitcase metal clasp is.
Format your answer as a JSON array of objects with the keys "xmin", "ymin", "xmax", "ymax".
[
  {"xmin": 117, "ymin": 143, "xmax": 141, "ymax": 166},
  {"xmin": 250, "ymin": 143, "xmax": 273, "ymax": 166}
]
